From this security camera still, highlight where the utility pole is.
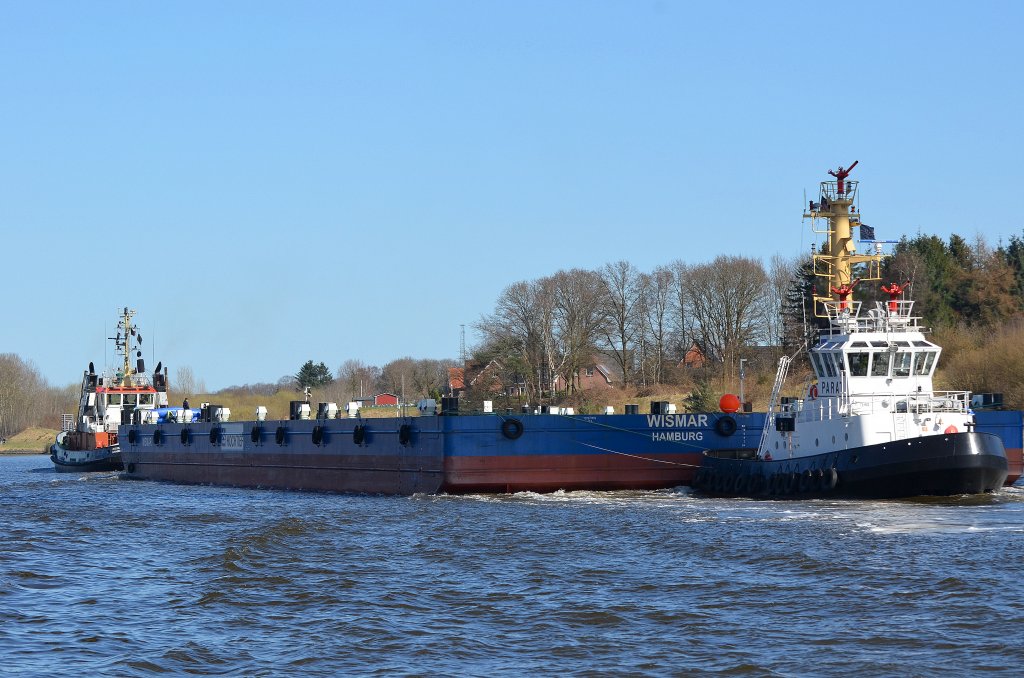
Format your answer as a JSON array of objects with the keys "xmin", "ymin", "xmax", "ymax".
[{"xmin": 739, "ymin": 358, "xmax": 747, "ymax": 408}]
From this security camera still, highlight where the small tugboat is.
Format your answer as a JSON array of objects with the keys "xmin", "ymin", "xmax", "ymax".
[
  {"xmin": 692, "ymin": 163, "xmax": 1008, "ymax": 498},
  {"xmin": 51, "ymin": 308, "xmax": 170, "ymax": 472}
]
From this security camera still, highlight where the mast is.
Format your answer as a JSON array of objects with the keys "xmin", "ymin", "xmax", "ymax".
[
  {"xmin": 804, "ymin": 161, "xmax": 882, "ymax": 317},
  {"xmin": 111, "ymin": 307, "xmax": 138, "ymax": 385}
]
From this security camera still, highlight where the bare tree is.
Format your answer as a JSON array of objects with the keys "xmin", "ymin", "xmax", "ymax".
[
  {"xmin": 682, "ymin": 255, "xmax": 770, "ymax": 377},
  {"xmin": 640, "ymin": 266, "xmax": 675, "ymax": 385},
  {"xmin": 598, "ymin": 260, "xmax": 644, "ymax": 386},
  {"xmin": 477, "ymin": 278, "xmax": 555, "ymax": 402},
  {"xmin": 336, "ymin": 359, "xmax": 380, "ymax": 399},
  {"xmin": 550, "ymin": 268, "xmax": 607, "ymax": 393},
  {"xmin": 174, "ymin": 365, "xmax": 196, "ymax": 395}
]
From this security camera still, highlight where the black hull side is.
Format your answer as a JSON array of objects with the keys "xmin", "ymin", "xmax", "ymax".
[
  {"xmin": 693, "ymin": 432, "xmax": 1008, "ymax": 499},
  {"xmin": 50, "ymin": 453, "xmax": 123, "ymax": 473}
]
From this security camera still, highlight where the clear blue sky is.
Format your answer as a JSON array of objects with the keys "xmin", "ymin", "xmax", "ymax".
[{"xmin": 2, "ymin": 1, "xmax": 1022, "ymax": 390}]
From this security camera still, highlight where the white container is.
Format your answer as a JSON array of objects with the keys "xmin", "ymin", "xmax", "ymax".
[
  {"xmin": 255, "ymin": 406, "xmax": 268, "ymax": 422},
  {"xmin": 182, "ymin": 409, "xmax": 194, "ymax": 423},
  {"xmin": 213, "ymin": 407, "xmax": 231, "ymax": 422},
  {"xmin": 667, "ymin": 403, "xmax": 677, "ymax": 414},
  {"xmin": 604, "ymin": 406, "xmax": 615, "ymax": 415},
  {"xmin": 347, "ymin": 402, "xmax": 360, "ymax": 417},
  {"xmin": 297, "ymin": 403, "xmax": 311, "ymax": 420},
  {"xmin": 483, "ymin": 400, "xmax": 493, "ymax": 413},
  {"xmin": 325, "ymin": 402, "xmax": 338, "ymax": 419}
]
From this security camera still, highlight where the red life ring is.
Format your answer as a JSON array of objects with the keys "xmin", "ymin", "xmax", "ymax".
[{"xmin": 809, "ymin": 384, "xmax": 818, "ymax": 399}]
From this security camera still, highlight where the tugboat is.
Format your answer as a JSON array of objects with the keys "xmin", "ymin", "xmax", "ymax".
[
  {"xmin": 692, "ymin": 163, "xmax": 1008, "ymax": 498},
  {"xmin": 51, "ymin": 308, "xmax": 170, "ymax": 472}
]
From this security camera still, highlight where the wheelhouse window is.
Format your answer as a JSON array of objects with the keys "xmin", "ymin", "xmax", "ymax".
[
  {"xmin": 139, "ymin": 393, "xmax": 154, "ymax": 406},
  {"xmin": 107, "ymin": 393, "xmax": 122, "ymax": 406},
  {"xmin": 848, "ymin": 352, "xmax": 869, "ymax": 377},
  {"xmin": 823, "ymin": 353, "xmax": 836, "ymax": 377},
  {"xmin": 124, "ymin": 394, "xmax": 138, "ymax": 406},
  {"xmin": 914, "ymin": 351, "xmax": 937, "ymax": 376},
  {"xmin": 871, "ymin": 352, "xmax": 892, "ymax": 377},
  {"xmin": 893, "ymin": 352, "xmax": 912, "ymax": 377}
]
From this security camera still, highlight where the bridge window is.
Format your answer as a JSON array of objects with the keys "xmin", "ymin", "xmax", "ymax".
[
  {"xmin": 124, "ymin": 394, "xmax": 138, "ymax": 406},
  {"xmin": 893, "ymin": 352, "xmax": 912, "ymax": 377},
  {"xmin": 914, "ymin": 351, "xmax": 936, "ymax": 376},
  {"xmin": 848, "ymin": 352, "xmax": 869, "ymax": 377},
  {"xmin": 871, "ymin": 352, "xmax": 892, "ymax": 377},
  {"xmin": 139, "ymin": 393, "xmax": 154, "ymax": 406},
  {"xmin": 107, "ymin": 393, "xmax": 122, "ymax": 406},
  {"xmin": 810, "ymin": 353, "xmax": 824, "ymax": 377}
]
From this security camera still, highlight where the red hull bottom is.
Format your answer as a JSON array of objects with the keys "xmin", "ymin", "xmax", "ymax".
[
  {"xmin": 440, "ymin": 453, "xmax": 703, "ymax": 494},
  {"xmin": 1005, "ymin": 447, "xmax": 1023, "ymax": 485}
]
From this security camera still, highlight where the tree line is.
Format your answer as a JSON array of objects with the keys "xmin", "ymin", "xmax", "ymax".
[
  {"xmin": 0, "ymin": 354, "xmax": 76, "ymax": 438},
  {"xmin": 475, "ymin": 231, "xmax": 1024, "ymax": 404}
]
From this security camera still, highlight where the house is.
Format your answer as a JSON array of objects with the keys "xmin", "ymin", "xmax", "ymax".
[
  {"xmin": 553, "ymin": 359, "xmax": 620, "ymax": 391},
  {"xmin": 457, "ymin": 359, "xmax": 527, "ymax": 397},
  {"xmin": 374, "ymin": 393, "xmax": 399, "ymax": 406},
  {"xmin": 448, "ymin": 367, "xmax": 465, "ymax": 396},
  {"xmin": 680, "ymin": 341, "xmax": 708, "ymax": 369}
]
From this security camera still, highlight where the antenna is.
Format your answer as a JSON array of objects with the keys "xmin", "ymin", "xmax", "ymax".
[{"xmin": 460, "ymin": 324, "xmax": 466, "ymax": 364}]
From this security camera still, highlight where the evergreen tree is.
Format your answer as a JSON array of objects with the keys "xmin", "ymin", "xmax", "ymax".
[{"xmin": 294, "ymin": 360, "xmax": 333, "ymax": 389}]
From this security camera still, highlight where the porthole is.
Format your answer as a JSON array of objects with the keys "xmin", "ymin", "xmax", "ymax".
[
  {"xmin": 845, "ymin": 433, "xmax": 849, "ymax": 441},
  {"xmin": 815, "ymin": 438, "xmax": 820, "ymax": 446},
  {"xmin": 775, "ymin": 441, "xmax": 779, "ymax": 449},
  {"xmin": 832, "ymin": 436, "xmax": 836, "ymax": 444}
]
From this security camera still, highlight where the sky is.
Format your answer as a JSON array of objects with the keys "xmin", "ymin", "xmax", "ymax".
[{"xmin": 2, "ymin": 1, "xmax": 1022, "ymax": 390}]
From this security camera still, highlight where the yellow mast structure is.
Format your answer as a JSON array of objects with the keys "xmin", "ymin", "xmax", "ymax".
[
  {"xmin": 804, "ymin": 161, "xmax": 882, "ymax": 317},
  {"xmin": 116, "ymin": 307, "xmax": 137, "ymax": 384}
]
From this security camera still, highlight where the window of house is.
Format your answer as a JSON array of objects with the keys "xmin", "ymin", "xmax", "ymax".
[{"xmin": 585, "ymin": 367, "xmax": 594, "ymax": 377}]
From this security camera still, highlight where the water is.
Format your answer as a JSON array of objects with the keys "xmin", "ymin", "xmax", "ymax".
[{"xmin": 2, "ymin": 454, "xmax": 1023, "ymax": 676}]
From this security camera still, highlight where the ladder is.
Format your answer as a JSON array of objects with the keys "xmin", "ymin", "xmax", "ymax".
[{"xmin": 758, "ymin": 355, "xmax": 792, "ymax": 454}]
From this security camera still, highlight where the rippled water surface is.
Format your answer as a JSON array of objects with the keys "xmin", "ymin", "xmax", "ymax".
[{"xmin": 2, "ymin": 454, "xmax": 1023, "ymax": 676}]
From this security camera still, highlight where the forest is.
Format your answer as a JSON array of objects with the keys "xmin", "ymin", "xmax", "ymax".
[{"xmin": 3, "ymin": 231, "xmax": 1024, "ymax": 440}]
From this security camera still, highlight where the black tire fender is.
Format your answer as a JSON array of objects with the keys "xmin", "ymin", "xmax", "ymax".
[
  {"xmin": 353, "ymin": 425, "xmax": 366, "ymax": 445},
  {"xmin": 501, "ymin": 418, "xmax": 524, "ymax": 440},
  {"xmin": 398, "ymin": 424, "xmax": 412, "ymax": 446},
  {"xmin": 715, "ymin": 415, "xmax": 737, "ymax": 437},
  {"xmin": 180, "ymin": 428, "xmax": 191, "ymax": 446},
  {"xmin": 276, "ymin": 426, "xmax": 287, "ymax": 445}
]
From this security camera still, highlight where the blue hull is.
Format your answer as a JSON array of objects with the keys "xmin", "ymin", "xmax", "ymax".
[{"xmin": 118, "ymin": 411, "xmax": 1017, "ymax": 495}]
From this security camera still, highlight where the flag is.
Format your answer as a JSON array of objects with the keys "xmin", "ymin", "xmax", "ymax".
[{"xmin": 860, "ymin": 224, "xmax": 876, "ymax": 240}]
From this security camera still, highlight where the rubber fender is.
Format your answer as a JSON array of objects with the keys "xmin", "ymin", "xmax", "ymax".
[
  {"xmin": 276, "ymin": 426, "xmax": 287, "ymax": 445},
  {"xmin": 153, "ymin": 429, "xmax": 163, "ymax": 445},
  {"xmin": 127, "ymin": 429, "xmax": 138, "ymax": 444},
  {"xmin": 312, "ymin": 425, "xmax": 324, "ymax": 446},
  {"xmin": 209, "ymin": 427, "xmax": 221, "ymax": 445},
  {"xmin": 398, "ymin": 424, "xmax": 412, "ymax": 446},
  {"xmin": 180, "ymin": 428, "xmax": 191, "ymax": 446},
  {"xmin": 501, "ymin": 418, "xmax": 524, "ymax": 440},
  {"xmin": 823, "ymin": 467, "xmax": 838, "ymax": 491},
  {"xmin": 250, "ymin": 426, "xmax": 262, "ymax": 444},
  {"xmin": 715, "ymin": 415, "xmax": 737, "ymax": 436},
  {"xmin": 353, "ymin": 425, "xmax": 366, "ymax": 445}
]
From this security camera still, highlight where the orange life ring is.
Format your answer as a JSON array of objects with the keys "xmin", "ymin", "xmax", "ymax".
[{"xmin": 809, "ymin": 384, "xmax": 818, "ymax": 399}]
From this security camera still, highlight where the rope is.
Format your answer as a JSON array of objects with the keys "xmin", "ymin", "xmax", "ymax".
[{"xmin": 576, "ymin": 441, "xmax": 702, "ymax": 468}]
